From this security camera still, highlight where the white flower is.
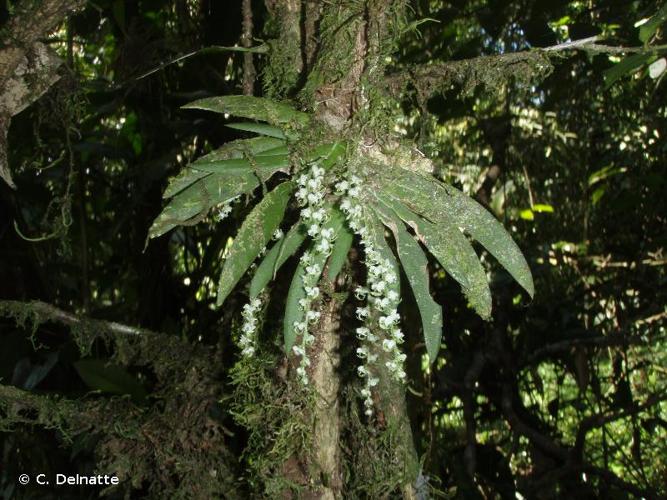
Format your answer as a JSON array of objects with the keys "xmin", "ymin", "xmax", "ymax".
[
  {"xmin": 273, "ymin": 228, "xmax": 284, "ymax": 240},
  {"xmin": 312, "ymin": 208, "xmax": 326, "ymax": 222},
  {"xmin": 293, "ymin": 345, "xmax": 305, "ymax": 356},
  {"xmin": 387, "ymin": 290, "xmax": 399, "ymax": 302},
  {"xmin": 391, "ymin": 328, "xmax": 404, "ymax": 343},
  {"xmin": 306, "ymin": 264, "xmax": 322, "ymax": 276},
  {"xmin": 356, "ymin": 307, "xmax": 370, "ymax": 319},
  {"xmin": 293, "ymin": 321, "xmax": 307, "ymax": 332},
  {"xmin": 216, "ymin": 203, "xmax": 232, "ymax": 220},
  {"xmin": 385, "ymin": 311, "xmax": 400, "ymax": 324},
  {"xmin": 305, "ymin": 286, "xmax": 320, "ymax": 298},
  {"xmin": 306, "ymin": 310, "xmax": 321, "ymax": 323},
  {"xmin": 296, "ymin": 187, "xmax": 308, "ymax": 200},
  {"xmin": 308, "ymin": 224, "xmax": 320, "ymax": 237},
  {"xmin": 382, "ymin": 338, "xmax": 397, "ymax": 352},
  {"xmin": 307, "ymin": 192, "xmax": 322, "ymax": 205},
  {"xmin": 377, "ymin": 297, "xmax": 390, "ymax": 310},
  {"xmin": 357, "ymin": 365, "xmax": 368, "ymax": 377},
  {"xmin": 368, "ymin": 377, "xmax": 379, "ymax": 387},
  {"xmin": 335, "ymin": 180, "xmax": 349, "ymax": 193},
  {"xmin": 356, "ymin": 327, "xmax": 370, "ymax": 339},
  {"xmin": 316, "ymin": 239, "xmax": 331, "ymax": 254}
]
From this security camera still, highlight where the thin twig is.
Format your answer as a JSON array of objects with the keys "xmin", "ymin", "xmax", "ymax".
[{"xmin": 241, "ymin": 0, "xmax": 256, "ymax": 96}]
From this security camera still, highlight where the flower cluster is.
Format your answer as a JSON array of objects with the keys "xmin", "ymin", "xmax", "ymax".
[
  {"xmin": 292, "ymin": 164, "xmax": 334, "ymax": 384},
  {"xmin": 239, "ymin": 297, "xmax": 262, "ymax": 357},
  {"xmin": 336, "ymin": 174, "xmax": 407, "ymax": 415},
  {"xmin": 214, "ymin": 196, "xmax": 239, "ymax": 222}
]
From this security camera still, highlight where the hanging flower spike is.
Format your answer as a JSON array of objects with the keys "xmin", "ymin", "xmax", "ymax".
[
  {"xmin": 239, "ymin": 297, "xmax": 263, "ymax": 357},
  {"xmin": 337, "ymin": 172, "xmax": 408, "ymax": 415},
  {"xmin": 291, "ymin": 162, "xmax": 335, "ymax": 385}
]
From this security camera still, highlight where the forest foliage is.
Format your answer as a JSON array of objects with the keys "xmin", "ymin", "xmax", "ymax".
[{"xmin": 0, "ymin": 0, "xmax": 666, "ymax": 498}]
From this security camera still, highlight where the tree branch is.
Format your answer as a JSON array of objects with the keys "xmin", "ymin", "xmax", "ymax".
[
  {"xmin": 462, "ymin": 350, "xmax": 486, "ymax": 477},
  {"xmin": 0, "ymin": 300, "xmax": 146, "ymax": 337},
  {"xmin": 385, "ymin": 36, "xmax": 659, "ymax": 102},
  {"xmin": 574, "ymin": 392, "xmax": 667, "ymax": 459},
  {"xmin": 523, "ymin": 333, "xmax": 645, "ymax": 366},
  {"xmin": 0, "ymin": 0, "xmax": 86, "ymax": 188}
]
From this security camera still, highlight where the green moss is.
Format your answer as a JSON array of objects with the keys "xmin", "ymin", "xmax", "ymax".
[
  {"xmin": 230, "ymin": 353, "xmax": 316, "ymax": 497},
  {"xmin": 393, "ymin": 50, "xmax": 554, "ymax": 103},
  {"xmin": 262, "ymin": 4, "xmax": 303, "ymax": 99},
  {"xmin": 341, "ymin": 386, "xmax": 418, "ymax": 498},
  {"xmin": 0, "ymin": 301, "xmax": 240, "ymax": 498}
]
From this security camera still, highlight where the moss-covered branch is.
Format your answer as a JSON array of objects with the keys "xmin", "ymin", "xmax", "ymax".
[{"xmin": 385, "ymin": 37, "xmax": 650, "ymax": 101}]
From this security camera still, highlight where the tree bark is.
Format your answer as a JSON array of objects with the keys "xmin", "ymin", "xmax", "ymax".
[
  {"xmin": 309, "ymin": 296, "xmax": 344, "ymax": 499},
  {"xmin": 262, "ymin": 1, "xmax": 418, "ymax": 498},
  {"xmin": 0, "ymin": 0, "xmax": 85, "ymax": 188}
]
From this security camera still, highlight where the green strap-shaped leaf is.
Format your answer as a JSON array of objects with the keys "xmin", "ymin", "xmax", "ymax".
[
  {"xmin": 379, "ymin": 165, "xmax": 534, "ymax": 297},
  {"xmin": 604, "ymin": 52, "xmax": 653, "ymax": 88},
  {"xmin": 378, "ymin": 193, "xmax": 492, "ymax": 319},
  {"xmin": 197, "ymin": 136, "xmax": 285, "ymax": 163},
  {"xmin": 226, "ymin": 123, "xmax": 286, "ymax": 139},
  {"xmin": 183, "ymin": 95, "xmax": 309, "ymax": 126},
  {"xmin": 74, "ymin": 359, "xmax": 147, "ymax": 403},
  {"xmin": 191, "ymin": 154, "xmax": 289, "ymax": 174},
  {"xmin": 163, "ymin": 169, "xmax": 209, "ymax": 200},
  {"xmin": 149, "ymin": 171, "xmax": 261, "ymax": 238},
  {"xmin": 249, "ymin": 223, "xmax": 307, "ymax": 298},
  {"xmin": 216, "ymin": 182, "xmax": 294, "ymax": 306},
  {"xmin": 284, "ymin": 259, "xmax": 310, "ymax": 354},
  {"xmin": 437, "ymin": 183, "xmax": 534, "ymax": 298},
  {"xmin": 639, "ymin": 4, "xmax": 667, "ymax": 43},
  {"xmin": 308, "ymin": 142, "xmax": 346, "ymax": 168},
  {"xmin": 377, "ymin": 206, "xmax": 443, "ymax": 363},
  {"xmin": 258, "ymin": 145, "xmax": 290, "ymax": 156},
  {"xmin": 164, "ymin": 136, "xmax": 285, "ymax": 199},
  {"xmin": 326, "ymin": 224, "xmax": 353, "ymax": 281}
]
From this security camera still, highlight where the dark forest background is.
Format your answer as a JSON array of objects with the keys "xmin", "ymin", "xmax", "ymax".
[{"xmin": 0, "ymin": 0, "xmax": 665, "ymax": 498}]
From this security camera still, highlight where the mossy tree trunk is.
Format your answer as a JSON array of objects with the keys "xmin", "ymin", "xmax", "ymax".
[{"xmin": 257, "ymin": 1, "xmax": 419, "ymax": 497}]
